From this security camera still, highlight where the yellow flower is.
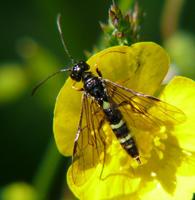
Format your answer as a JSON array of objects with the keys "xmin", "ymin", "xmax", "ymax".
[{"xmin": 53, "ymin": 42, "xmax": 195, "ymax": 200}]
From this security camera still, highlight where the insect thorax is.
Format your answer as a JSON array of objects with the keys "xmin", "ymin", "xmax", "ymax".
[{"xmin": 83, "ymin": 73, "xmax": 107, "ymax": 103}]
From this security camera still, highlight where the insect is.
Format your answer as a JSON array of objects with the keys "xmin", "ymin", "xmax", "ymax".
[{"xmin": 33, "ymin": 15, "xmax": 185, "ymax": 186}]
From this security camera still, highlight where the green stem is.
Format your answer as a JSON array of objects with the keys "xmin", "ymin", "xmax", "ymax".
[
  {"xmin": 161, "ymin": 0, "xmax": 186, "ymax": 39},
  {"xmin": 32, "ymin": 139, "xmax": 62, "ymax": 200}
]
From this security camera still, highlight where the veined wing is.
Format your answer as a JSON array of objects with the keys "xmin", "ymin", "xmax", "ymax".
[
  {"xmin": 71, "ymin": 93, "xmax": 107, "ymax": 186},
  {"xmin": 104, "ymin": 79, "xmax": 186, "ymax": 131}
]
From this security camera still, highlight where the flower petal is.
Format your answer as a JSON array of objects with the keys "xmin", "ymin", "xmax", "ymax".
[
  {"xmin": 87, "ymin": 42, "xmax": 169, "ymax": 95},
  {"xmin": 140, "ymin": 176, "xmax": 195, "ymax": 200},
  {"xmin": 160, "ymin": 76, "xmax": 195, "ymax": 152},
  {"xmin": 53, "ymin": 78, "xmax": 82, "ymax": 156},
  {"xmin": 67, "ymin": 147, "xmax": 142, "ymax": 200}
]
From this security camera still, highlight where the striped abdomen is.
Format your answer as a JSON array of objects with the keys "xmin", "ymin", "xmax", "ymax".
[{"xmin": 102, "ymin": 100, "xmax": 140, "ymax": 162}]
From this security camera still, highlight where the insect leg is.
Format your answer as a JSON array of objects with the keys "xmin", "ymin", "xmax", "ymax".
[
  {"xmin": 95, "ymin": 116, "xmax": 107, "ymax": 180},
  {"xmin": 95, "ymin": 66, "xmax": 103, "ymax": 77},
  {"xmin": 72, "ymin": 94, "xmax": 85, "ymax": 160},
  {"xmin": 72, "ymin": 81, "xmax": 84, "ymax": 91},
  {"xmin": 97, "ymin": 117, "xmax": 106, "ymax": 132}
]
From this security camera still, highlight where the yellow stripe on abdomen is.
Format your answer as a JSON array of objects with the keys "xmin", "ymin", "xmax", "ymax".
[{"xmin": 110, "ymin": 120, "xmax": 124, "ymax": 130}]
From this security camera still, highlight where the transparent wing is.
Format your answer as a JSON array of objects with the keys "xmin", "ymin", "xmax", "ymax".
[
  {"xmin": 71, "ymin": 93, "xmax": 107, "ymax": 186},
  {"xmin": 104, "ymin": 79, "xmax": 186, "ymax": 131}
]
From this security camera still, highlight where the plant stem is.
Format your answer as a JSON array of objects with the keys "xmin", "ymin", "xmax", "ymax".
[
  {"xmin": 161, "ymin": 0, "xmax": 186, "ymax": 39},
  {"xmin": 32, "ymin": 139, "xmax": 62, "ymax": 200}
]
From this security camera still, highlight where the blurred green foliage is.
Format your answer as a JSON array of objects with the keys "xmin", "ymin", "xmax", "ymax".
[
  {"xmin": 0, "ymin": 64, "xmax": 27, "ymax": 103},
  {"xmin": 165, "ymin": 31, "xmax": 195, "ymax": 78},
  {"xmin": 0, "ymin": 0, "xmax": 195, "ymax": 200},
  {"xmin": 1, "ymin": 182, "xmax": 38, "ymax": 200}
]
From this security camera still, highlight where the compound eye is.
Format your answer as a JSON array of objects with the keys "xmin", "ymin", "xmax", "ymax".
[
  {"xmin": 79, "ymin": 61, "xmax": 90, "ymax": 71},
  {"xmin": 70, "ymin": 71, "xmax": 81, "ymax": 81}
]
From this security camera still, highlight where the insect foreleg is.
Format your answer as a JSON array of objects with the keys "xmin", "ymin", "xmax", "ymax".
[
  {"xmin": 72, "ymin": 81, "xmax": 84, "ymax": 91},
  {"xmin": 95, "ymin": 66, "xmax": 103, "ymax": 77}
]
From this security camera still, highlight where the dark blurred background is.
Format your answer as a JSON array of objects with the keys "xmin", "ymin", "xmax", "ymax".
[{"xmin": 0, "ymin": 0, "xmax": 195, "ymax": 200}]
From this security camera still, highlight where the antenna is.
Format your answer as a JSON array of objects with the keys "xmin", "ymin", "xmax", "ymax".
[
  {"xmin": 112, "ymin": 0, "xmax": 116, "ymax": 6},
  {"xmin": 31, "ymin": 68, "xmax": 71, "ymax": 96},
  {"xmin": 57, "ymin": 14, "xmax": 75, "ymax": 64}
]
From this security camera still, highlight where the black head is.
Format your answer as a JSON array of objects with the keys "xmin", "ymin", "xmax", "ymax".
[{"xmin": 70, "ymin": 61, "xmax": 90, "ymax": 82}]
